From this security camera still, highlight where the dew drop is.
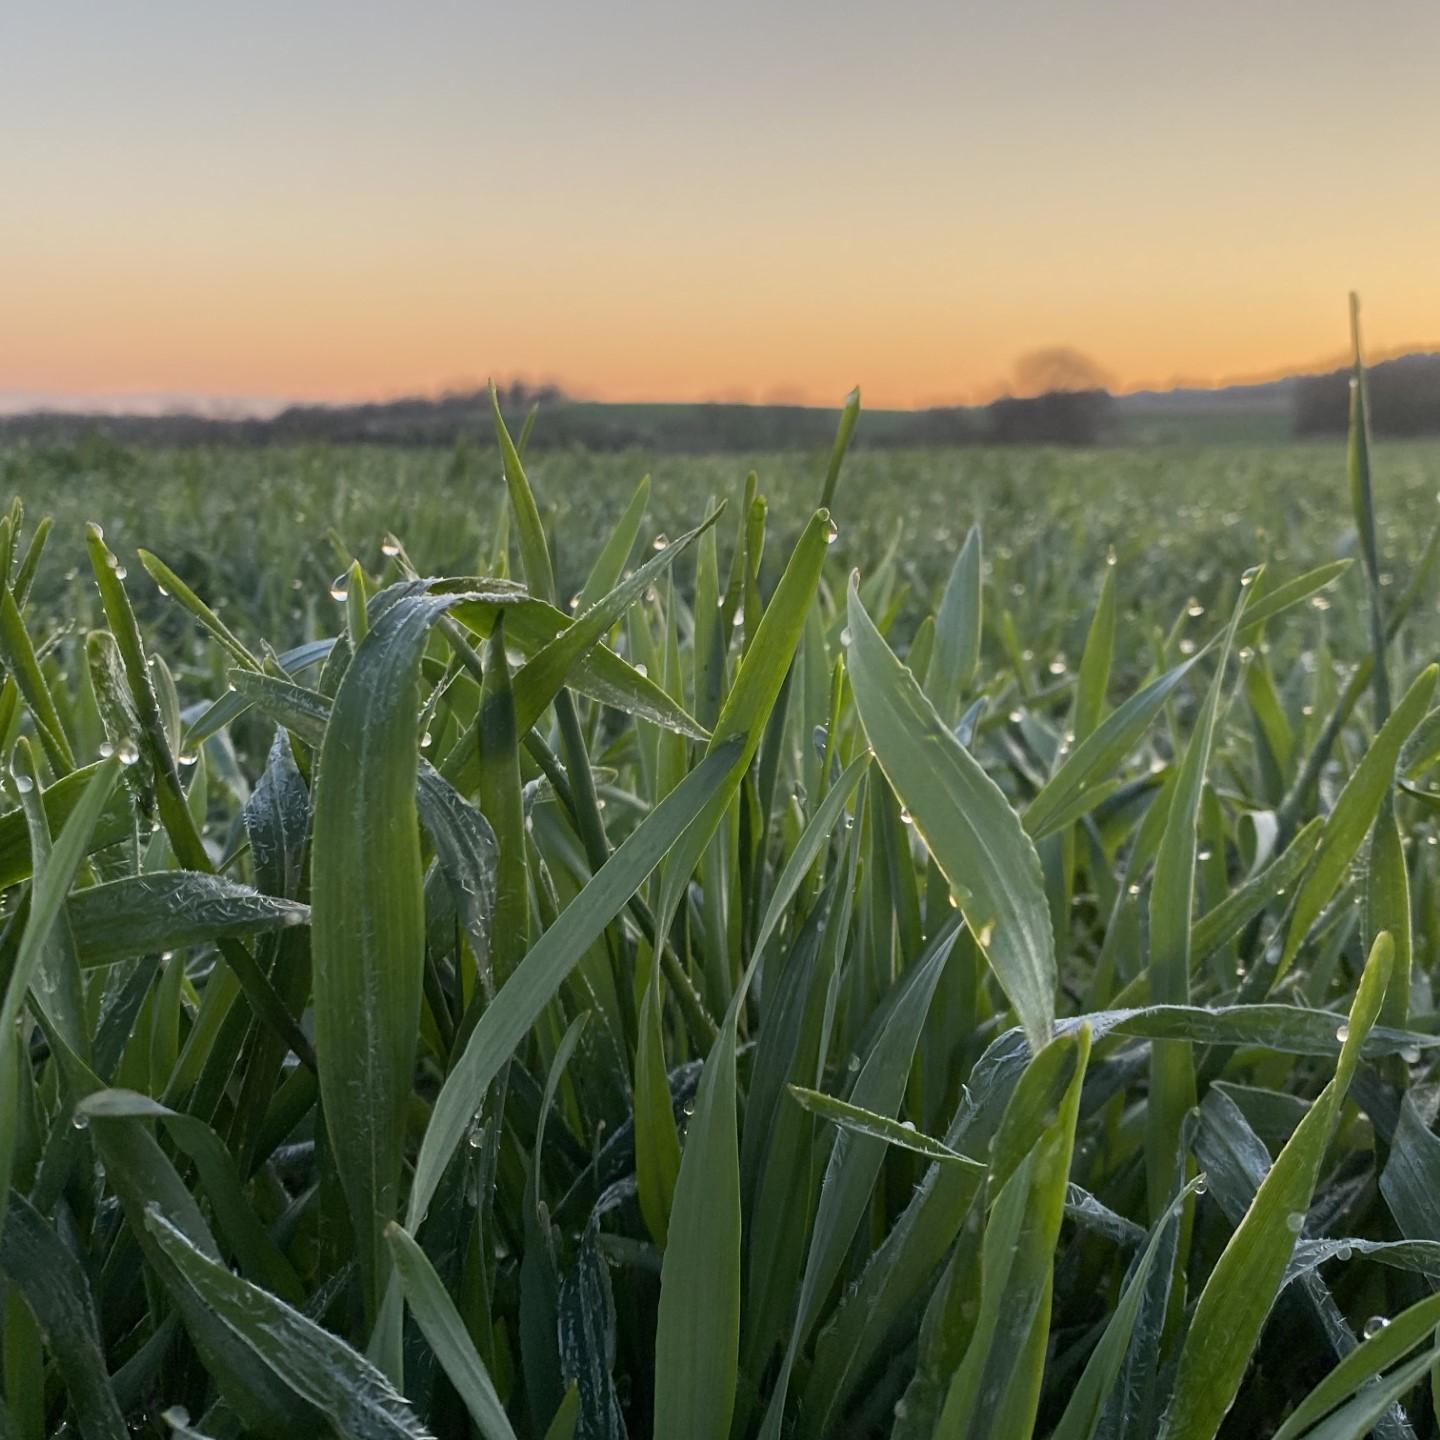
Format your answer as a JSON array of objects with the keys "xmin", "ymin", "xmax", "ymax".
[
  {"xmin": 1336, "ymin": 1243, "xmax": 1354, "ymax": 1261},
  {"xmin": 1286, "ymin": 1211, "xmax": 1305, "ymax": 1234},
  {"xmin": 420, "ymin": 732, "xmax": 433, "ymax": 749},
  {"xmin": 1402, "ymin": 1044, "xmax": 1422, "ymax": 1064},
  {"xmin": 380, "ymin": 535, "xmax": 401, "ymax": 557},
  {"xmin": 634, "ymin": 662, "xmax": 648, "ymax": 678},
  {"xmin": 1363, "ymin": 1315, "xmax": 1389, "ymax": 1339},
  {"xmin": 1047, "ymin": 656, "xmax": 1067, "ymax": 676},
  {"xmin": 12, "ymin": 773, "xmax": 32, "ymax": 794},
  {"xmin": 652, "ymin": 533, "xmax": 669, "ymax": 550},
  {"xmin": 72, "ymin": 1110, "xmax": 90, "ymax": 1131},
  {"xmin": 825, "ymin": 517, "xmax": 840, "ymax": 544},
  {"xmin": 1186, "ymin": 600, "xmax": 1205, "ymax": 617},
  {"xmin": 1127, "ymin": 882, "xmax": 1142, "ymax": 897},
  {"xmin": 1008, "ymin": 709, "xmax": 1023, "ymax": 723},
  {"xmin": 568, "ymin": 594, "xmax": 581, "ymax": 611},
  {"xmin": 899, "ymin": 807, "xmax": 913, "ymax": 825},
  {"xmin": 1105, "ymin": 545, "xmax": 1117, "ymax": 567},
  {"xmin": 1197, "ymin": 848, "xmax": 1213, "ymax": 861},
  {"xmin": 732, "ymin": 607, "xmax": 745, "ymax": 628},
  {"xmin": 117, "ymin": 738, "xmax": 140, "ymax": 766},
  {"xmin": 329, "ymin": 578, "xmax": 349, "ymax": 602},
  {"xmin": 178, "ymin": 751, "xmax": 197, "ymax": 767},
  {"xmin": 840, "ymin": 627, "xmax": 853, "ymax": 646},
  {"xmin": 1336, "ymin": 1023, "xmax": 1350, "ymax": 1043},
  {"xmin": 1193, "ymin": 1173, "xmax": 1208, "ymax": 1196}
]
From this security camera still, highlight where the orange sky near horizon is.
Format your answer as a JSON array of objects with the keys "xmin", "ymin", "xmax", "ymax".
[{"xmin": 5, "ymin": 0, "xmax": 1439, "ymax": 411}]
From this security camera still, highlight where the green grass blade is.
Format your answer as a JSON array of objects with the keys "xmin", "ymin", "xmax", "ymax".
[
  {"xmin": 927, "ymin": 524, "xmax": 983, "ymax": 724},
  {"xmin": 491, "ymin": 382, "xmax": 557, "ymax": 604},
  {"xmin": 385, "ymin": 1222, "xmax": 518, "ymax": 1440},
  {"xmin": 1050, "ymin": 1174, "xmax": 1207, "ymax": 1440},
  {"xmin": 67, "ymin": 873, "xmax": 307, "ymax": 967},
  {"xmin": 407, "ymin": 739, "xmax": 741, "ymax": 1230},
  {"xmin": 1146, "ymin": 572, "xmax": 1249, "ymax": 1216},
  {"xmin": 310, "ymin": 589, "xmax": 465, "ymax": 1324},
  {"xmin": 576, "ymin": 473, "xmax": 649, "ymax": 610},
  {"xmin": 1025, "ymin": 655, "xmax": 1199, "ymax": 842},
  {"xmin": 0, "ymin": 1191, "xmax": 128, "ymax": 1440},
  {"xmin": 145, "ymin": 1210, "xmax": 431, "ymax": 1440},
  {"xmin": 1271, "ymin": 1291, "xmax": 1440, "ymax": 1440},
  {"xmin": 1276, "ymin": 665, "xmax": 1436, "ymax": 979},
  {"xmin": 847, "ymin": 574, "xmax": 1055, "ymax": 1052},
  {"xmin": 1160, "ymin": 931, "xmax": 1394, "ymax": 1440},
  {"xmin": 785, "ymin": 1085, "xmax": 984, "ymax": 1169},
  {"xmin": 819, "ymin": 385, "xmax": 861, "ymax": 511}
]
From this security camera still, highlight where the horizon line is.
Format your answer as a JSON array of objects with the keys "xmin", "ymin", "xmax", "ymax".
[{"xmin": 4, "ymin": 339, "xmax": 1438, "ymax": 422}]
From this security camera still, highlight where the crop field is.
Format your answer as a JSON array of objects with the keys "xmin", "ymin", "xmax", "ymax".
[{"xmin": 4, "ymin": 381, "xmax": 1440, "ymax": 1440}]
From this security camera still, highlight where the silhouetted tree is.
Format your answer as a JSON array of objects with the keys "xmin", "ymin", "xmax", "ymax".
[{"xmin": 1012, "ymin": 347, "xmax": 1115, "ymax": 398}]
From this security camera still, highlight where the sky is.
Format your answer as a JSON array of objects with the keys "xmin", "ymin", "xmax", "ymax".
[{"xmin": 3, "ymin": 0, "xmax": 1439, "ymax": 411}]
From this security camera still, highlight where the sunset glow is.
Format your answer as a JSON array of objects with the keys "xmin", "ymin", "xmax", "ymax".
[{"xmin": 6, "ymin": 0, "xmax": 1439, "ymax": 410}]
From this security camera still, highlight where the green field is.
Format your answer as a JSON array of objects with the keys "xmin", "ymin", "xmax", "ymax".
[{"xmin": 3, "ymin": 418, "xmax": 1440, "ymax": 1439}]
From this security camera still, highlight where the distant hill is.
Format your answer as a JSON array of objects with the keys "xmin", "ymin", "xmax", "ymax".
[{"xmin": 2, "ymin": 352, "xmax": 1437, "ymax": 451}]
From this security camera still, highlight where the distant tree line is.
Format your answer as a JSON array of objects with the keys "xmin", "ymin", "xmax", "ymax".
[
  {"xmin": 1293, "ymin": 354, "xmax": 1440, "ymax": 437},
  {"xmin": 0, "ymin": 352, "xmax": 1126, "ymax": 452}
]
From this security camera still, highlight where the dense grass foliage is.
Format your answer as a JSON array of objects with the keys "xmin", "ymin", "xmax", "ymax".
[{"xmin": 4, "ymin": 366, "xmax": 1440, "ymax": 1439}]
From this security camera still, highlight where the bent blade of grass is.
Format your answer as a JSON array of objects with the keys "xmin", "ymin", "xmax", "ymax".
[
  {"xmin": 1236, "ymin": 559, "xmax": 1353, "ymax": 641},
  {"xmin": 1160, "ymin": 931, "xmax": 1394, "ymax": 1440},
  {"xmin": 145, "ymin": 1211, "xmax": 433, "ymax": 1440},
  {"xmin": 786, "ymin": 1084, "xmax": 984, "ymax": 1169},
  {"xmin": 67, "ymin": 873, "xmax": 308, "ymax": 968},
  {"xmin": 510, "ymin": 508, "xmax": 721, "ymax": 738},
  {"xmin": 78, "ymin": 1089, "xmax": 305, "ymax": 1305},
  {"xmin": 847, "ymin": 575, "xmax": 1055, "ymax": 1052}
]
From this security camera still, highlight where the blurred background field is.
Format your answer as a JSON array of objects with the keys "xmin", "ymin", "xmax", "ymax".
[{"xmin": 7, "ymin": 436, "xmax": 1440, "ymax": 684}]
